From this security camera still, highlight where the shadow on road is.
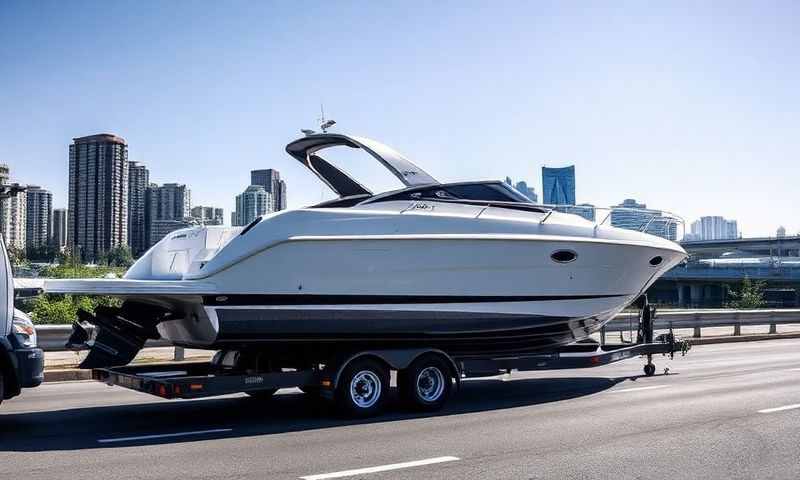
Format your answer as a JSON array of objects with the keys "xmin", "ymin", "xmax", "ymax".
[{"xmin": 0, "ymin": 375, "xmax": 630, "ymax": 452}]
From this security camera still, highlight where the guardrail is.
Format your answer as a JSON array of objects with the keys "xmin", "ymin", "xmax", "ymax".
[
  {"xmin": 36, "ymin": 325, "xmax": 171, "ymax": 352},
  {"xmin": 35, "ymin": 309, "xmax": 800, "ymax": 352},
  {"xmin": 605, "ymin": 308, "xmax": 800, "ymax": 338}
]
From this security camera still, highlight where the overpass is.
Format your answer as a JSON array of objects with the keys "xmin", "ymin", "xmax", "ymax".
[{"xmin": 649, "ymin": 235, "xmax": 800, "ymax": 308}]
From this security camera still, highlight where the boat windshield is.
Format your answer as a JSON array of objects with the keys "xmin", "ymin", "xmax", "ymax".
[{"xmin": 362, "ymin": 181, "xmax": 534, "ymax": 205}]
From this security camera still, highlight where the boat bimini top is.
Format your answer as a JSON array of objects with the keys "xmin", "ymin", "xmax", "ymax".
[{"xmin": 285, "ymin": 133, "xmax": 439, "ymax": 198}]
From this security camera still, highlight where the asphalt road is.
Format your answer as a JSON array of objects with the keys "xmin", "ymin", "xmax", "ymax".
[{"xmin": 1, "ymin": 339, "xmax": 799, "ymax": 479}]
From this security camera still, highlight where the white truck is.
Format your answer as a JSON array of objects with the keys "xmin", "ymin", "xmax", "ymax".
[{"xmin": 0, "ymin": 185, "xmax": 44, "ymax": 407}]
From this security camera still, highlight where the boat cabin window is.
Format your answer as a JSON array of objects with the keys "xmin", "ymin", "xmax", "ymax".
[{"xmin": 370, "ymin": 181, "xmax": 531, "ymax": 204}]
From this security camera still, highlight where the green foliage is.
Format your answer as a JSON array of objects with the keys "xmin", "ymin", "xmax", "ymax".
[
  {"xmin": 98, "ymin": 245, "xmax": 135, "ymax": 268},
  {"xmin": 726, "ymin": 276, "xmax": 767, "ymax": 309},
  {"xmin": 28, "ymin": 294, "xmax": 121, "ymax": 325},
  {"xmin": 7, "ymin": 245, "xmax": 28, "ymax": 272},
  {"xmin": 22, "ymin": 254, "xmax": 127, "ymax": 324}
]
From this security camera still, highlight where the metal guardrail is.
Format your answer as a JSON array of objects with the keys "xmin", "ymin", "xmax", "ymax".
[
  {"xmin": 36, "ymin": 325, "xmax": 171, "ymax": 352},
  {"xmin": 605, "ymin": 309, "xmax": 800, "ymax": 338},
  {"xmin": 35, "ymin": 309, "xmax": 800, "ymax": 352}
]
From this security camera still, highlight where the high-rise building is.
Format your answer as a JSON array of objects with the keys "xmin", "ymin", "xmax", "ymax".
[
  {"xmin": 0, "ymin": 164, "xmax": 26, "ymax": 251},
  {"xmin": 191, "ymin": 206, "xmax": 224, "ymax": 225},
  {"xmin": 128, "ymin": 161, "xmax": 150, "ymax": 255},
  {"xmin": 250, "ymin": 169, "xmax": 286, "ymax": 211},
  {"xmin": 688, "ymin": 216, "xmax": 739, "ymax": 241},
  {"xmin": 147, "ymin": 183, "xmax": 191, "ymax": 222},
  {"xmin": 611, "ymin": 199, "xmax": 677, "ymax": 241},
  {"xmin": 504, "ymin": 177, "xmax": 538, "ymax": 203},
  {"xmin": 146, "ymin": 183, "xmax": 192, "ymax": 247},
  {"xmin": 25, "ymin": 185, "xmax": 52, "ymax": 253},
  {"xmin": 542, "ymin": 166, "xmax": 576, "ymax": 205},
  {"xmin": 0, "ymin": 188, "xmax": 26, "ymax": 251},
  {"xmin": 68, "ymin": 134, "xmax": 129, "ymax": 261},
  {"xmin": 51, "ymin": 208, "xmax": 68, "ymax": 251},
  {"xmin": 233, "ymin": 185, "xmax": 271, "ymax": 226}
]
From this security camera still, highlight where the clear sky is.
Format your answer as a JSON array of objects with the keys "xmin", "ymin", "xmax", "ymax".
[{"xmin": 1, "ymin": 1, "xmax": 798, "ymax": 237}]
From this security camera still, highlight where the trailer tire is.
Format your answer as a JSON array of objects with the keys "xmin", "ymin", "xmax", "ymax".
[
  {"xmin": 335, "ymin": 357, "xmax": 389, "ymax": 418},
  {"xmin": 399, "ymin": 354, "xmax": 453, "ymax": 412},
  {"xmin": 245, "ymin": 388, "xmax": 278, "ymax": 399}
]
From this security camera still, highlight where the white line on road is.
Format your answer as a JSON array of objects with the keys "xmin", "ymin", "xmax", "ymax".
[
  {"xmin": 608, "ymin": 385, "xmax": 669, "ymax": 394},
  {"xmin": 758, "ymin": 404, "xmax": 800, "ymax": 414},
  {"xmin": 97, "ymin": 428, "xmax": 233, "ymax": 444},
  {"xmin": 300, "ymin": 456, "xmax": 460, "ymax": 480}
]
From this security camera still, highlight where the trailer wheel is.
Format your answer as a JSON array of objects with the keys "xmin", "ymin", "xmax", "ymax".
[
  {"xmin": 335, "ymin": 357, "xmax": 389, "ymax": 418},
  {"xmin": 399, "ymin": 354, "xmax": 453, "ymax": 412},
  {"xmin": 245, "ymin": 388, "xmax": 278, "ymax": 399},
  {"xmin": 644, "ymin": 364, "xmax": 656, "ymax": 376}
]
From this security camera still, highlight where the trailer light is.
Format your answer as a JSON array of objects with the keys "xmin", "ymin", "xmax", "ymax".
[
  {"xmin": 158, "ymin": 385, "xmax": 168, "ymax": 396},
  {"xmin": 190, "ymin": 383, "xmax": 204, "ymax": 391},
  {"xmin": 320, "ymin": 380, "xmax": 332, "ymax": 388}
]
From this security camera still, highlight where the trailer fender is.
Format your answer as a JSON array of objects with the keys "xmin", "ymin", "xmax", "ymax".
[{"xmin": 326, "ymin": 349, "xmax": 461, "ymax": 392}]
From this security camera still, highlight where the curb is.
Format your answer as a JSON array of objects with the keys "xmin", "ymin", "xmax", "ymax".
[{"xmin": 44, "ymin": 369, "xmax": 92, "ymax": 382}]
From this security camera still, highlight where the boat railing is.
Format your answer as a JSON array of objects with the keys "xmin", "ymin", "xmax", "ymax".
[{"xmin": 538, "ymin": 204, "xmax": 685, "ymax": 240}]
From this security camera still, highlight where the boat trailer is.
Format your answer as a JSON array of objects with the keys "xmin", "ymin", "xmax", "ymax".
[{"xmin": 89, "ymin": 296, "xmax": 689, "ymax": 415}]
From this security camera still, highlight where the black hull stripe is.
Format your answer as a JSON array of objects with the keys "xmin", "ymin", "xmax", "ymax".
[{"xmin": 204, "ymin": 293, "xmax": 628, "ymax": 306}]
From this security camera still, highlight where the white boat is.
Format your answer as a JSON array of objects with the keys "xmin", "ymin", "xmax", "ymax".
[{"xmin": 46, "ymin": 133, "xmax": 687, "ymax": 368}]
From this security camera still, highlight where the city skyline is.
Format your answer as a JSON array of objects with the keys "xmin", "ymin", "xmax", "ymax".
[{"xmin": 2, "ymin": 3, "xmax": 799, "ymax": 237}]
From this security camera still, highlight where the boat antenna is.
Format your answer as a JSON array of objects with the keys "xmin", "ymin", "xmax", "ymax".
[
  {"xmin": 299, "ymin": 104, "xmax": 336, "ymax": 136},
  {"xmin": 318, "ymin": 104, "xmax": 336, "ymax": 133}
]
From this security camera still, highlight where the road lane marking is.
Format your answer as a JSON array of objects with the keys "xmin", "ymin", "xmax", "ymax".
[
  {"xmin": 97, "ymin": 428, "xmax": 232, "ymax": 444},
  {"xmin": 609, "ymin": 385, "xmax": 669, "ymax": 394},
  {"xmin": 300, "ymin": 456, "xmax": 460, "ymax": 480},
  {"xmin": 758, "ymin": 404, "xmax": 800, "ymax": 414}
]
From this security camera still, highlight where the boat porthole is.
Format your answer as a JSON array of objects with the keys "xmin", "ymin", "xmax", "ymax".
[
  {"xmin": 649, "ymin": 256, "xmax": 663, "ymax": 266},
  {"xmin": 550, "ymin": 250, "xmax": 577, "ymax": 263}
]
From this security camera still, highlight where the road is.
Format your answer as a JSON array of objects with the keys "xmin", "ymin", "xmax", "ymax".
[{"xmin": 1, "ymin": 339, "xmax": 799, "ymax": 479}]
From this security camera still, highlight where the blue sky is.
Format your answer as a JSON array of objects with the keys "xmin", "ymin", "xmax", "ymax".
[{"xmin": 1, "ymin": 1, "xmax": 798, "ymax": 236}]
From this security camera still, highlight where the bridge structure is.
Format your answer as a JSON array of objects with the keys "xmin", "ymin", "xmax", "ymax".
[{"xmin": 649, "ymin": 235, "xmax": 800, "ymax": 308}]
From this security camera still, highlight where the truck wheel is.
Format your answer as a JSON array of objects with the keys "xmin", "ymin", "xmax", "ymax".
[
  {"xmin": 246, "ymin": 388, "xmax": 278, "ymax": 399},
  {"xmin": 400, "ymin": 354, "xmax": 453, "ymax": 412},
  {"xmin": 335, "ymin": 357, "xmax": 389, "ymax": 418}
]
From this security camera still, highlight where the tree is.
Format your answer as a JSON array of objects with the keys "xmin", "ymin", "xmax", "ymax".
[
  {"xmin": 104, "ymin": 245, "xmax": 134, "ymax": 268},
  {"xmin": 726, "ymin": 276, "xmax": 767, "ymax": 309},
  {"xmin": 7, "ymin": 245, "xmax": 27, "ymax": 269}
]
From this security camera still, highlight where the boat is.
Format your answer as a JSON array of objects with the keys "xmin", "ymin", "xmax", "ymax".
[{"xmin": 44, "ymin": 133, "xmax": 687, "ymax": 368}]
